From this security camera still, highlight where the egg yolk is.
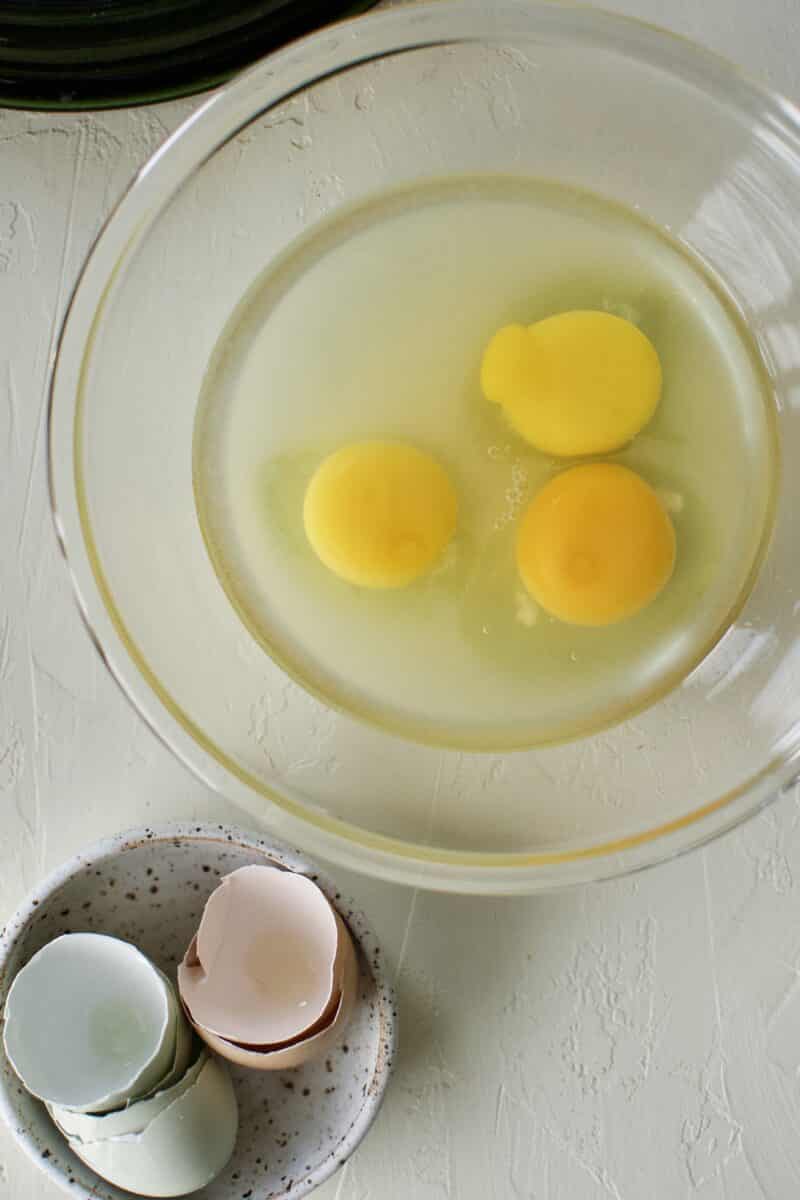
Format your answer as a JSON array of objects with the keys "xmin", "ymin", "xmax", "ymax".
[
  {"xmin": 516, "ymin": 463, "xmax": 676, "ymax": 626},
  {"xmin": 304, "ymin": 440, "xmax": 458, "ymax": 589},
  {"xmin": 481, "ymin": 310, "xmax": 661, "ymax": 457}
]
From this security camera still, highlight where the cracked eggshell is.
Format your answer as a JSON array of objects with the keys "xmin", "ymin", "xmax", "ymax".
[
  {"xmin": 136, "ymin": 971, "xmax": 194, "ymax": 1099},
  {"xmin": 48, "ymin": 1046, "xmax": 205, "ymax": 1143},
  {"xmin": 177, "ymin": 865, "xmax": 341, "ymax": 1046},
  {"xmin": 193, "ymin": 914, "xmax": 359, "ymax": 1071},
  {"xmin": 66, "ymin": 1050, "xmax": 238, "ymax": 1199},
  {"xmin": 3, "ymin": 933, "xmax": 176, "ymax": 1113}
]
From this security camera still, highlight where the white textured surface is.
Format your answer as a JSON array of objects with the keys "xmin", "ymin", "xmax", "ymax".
[{"xmin": 2, "ymin": 1, "xmax": 800, "ymax": 1196}]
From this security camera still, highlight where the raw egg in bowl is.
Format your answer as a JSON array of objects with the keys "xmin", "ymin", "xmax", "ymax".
[{"xmin": 49, "ymin": 2, "xmax": 800, "ymax": 892}]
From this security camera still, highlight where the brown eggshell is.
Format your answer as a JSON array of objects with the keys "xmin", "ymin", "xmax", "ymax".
[
  {"xmin": 178, "ymin": 866, "xmax": 340, "ymax": 1046},
  {"xmin": 184, "ymin": 916, "xmax": 359, "ymax": 1071}
]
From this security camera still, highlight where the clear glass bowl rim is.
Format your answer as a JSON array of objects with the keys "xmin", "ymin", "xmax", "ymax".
[{"xmin": 48, "ymin": 0, "xmax": 800, "ymax": 894}]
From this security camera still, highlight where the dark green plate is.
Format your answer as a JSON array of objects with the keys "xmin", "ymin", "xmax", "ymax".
[{"xmin": 0, "ymin": 0, "xmax": 379, "ymax": 110}]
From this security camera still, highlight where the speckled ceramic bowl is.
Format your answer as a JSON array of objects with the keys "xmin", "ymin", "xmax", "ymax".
[{"xmin": 0, "ymin": 824, "xmax": 397, "ymax": 1200}]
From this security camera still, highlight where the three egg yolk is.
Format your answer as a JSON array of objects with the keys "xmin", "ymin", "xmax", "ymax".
[
  {"xmin": 303, "ymin": 440, "xmax": 458, "ymax": 589},
  {"xmin": 481, "ymin": 310, "xmax": 661, "ymax": 457},
  {"xmin": 302, "ymin": 313, "xmax": 674, "ymax": 625}
]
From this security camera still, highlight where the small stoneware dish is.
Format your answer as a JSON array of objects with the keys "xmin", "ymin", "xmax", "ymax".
[{"xmin": 0, "ymin": 823, "xmax": 397, "ymax": 1200}]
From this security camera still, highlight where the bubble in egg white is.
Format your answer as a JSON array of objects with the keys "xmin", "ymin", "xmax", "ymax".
[
  {"xmin": 432, "ymin": 541, "xmax": 458, "ymax": 576},
  {"xmin": 514, "ymin": 589, "xmax": 539, "ymax": 628},
  {"xmin": 659, "ymin": 489, "xmax": 685, "ymax": 514},
  {"xmin": 601, "ymin": 295, "xmax": 642, "ymax": 325}
]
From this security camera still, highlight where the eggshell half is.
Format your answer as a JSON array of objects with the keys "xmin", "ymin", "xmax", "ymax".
[
  {"xmin": 3, "ymin": 933, "xmax": 175, "ymax": 1113},
  {"xmin": 66, "ymin": 1051, "xmax": 238, "ymax": 1198},
  {"xmin": 49, "ymin": 1046, "xmax": 205, "ymax": 1143},
  {"xmin": 177, "ymin": 865, "xmax": 340, "ymax": 1046},
  {"xmin": 193, "ymin": 916, "xmax": 359, "ymax": 1071}
]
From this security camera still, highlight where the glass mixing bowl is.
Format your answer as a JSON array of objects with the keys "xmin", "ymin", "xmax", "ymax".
[{"xmin": 49, "ymin": 0, "xmax": 800, "ymax": 893}]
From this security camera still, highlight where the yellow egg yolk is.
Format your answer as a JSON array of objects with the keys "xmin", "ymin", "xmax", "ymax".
[
  {"xmin": 481, "ymin": 310, "xmax": 661, "ymax": 456},
  {"xmin": 304, "ymin": 440, "xmax": 458, "ymax": 589},
  {"xmin": 516, "ymin": 463, "xmax": 676, "ymax": 626}
]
